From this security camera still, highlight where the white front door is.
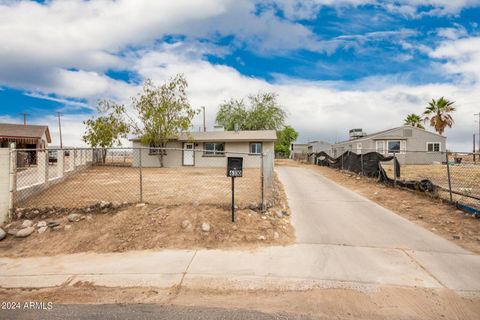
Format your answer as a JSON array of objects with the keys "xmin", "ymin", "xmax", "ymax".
[{"xmin": 183, "ymin": 143, "xmax": 194, "ymax": 166}]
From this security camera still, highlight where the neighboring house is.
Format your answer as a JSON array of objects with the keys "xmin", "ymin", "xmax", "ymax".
[
  {"xmin": 332, "ymin": 126, "xmax": 446, "ymax": 164},
  {"xmin": 0, "ymin": 123, "xmax": 52, "ymax": 165},
  {"xmin": 289, "ymin": 143, "xmax": 308, "ymax": 160},
  {"xmin": 130, "ymin": 130, "xmax": 276, "ymax": 168},
  {"xmin": 307, "ymin": 140, "xmax": 332, "ymax": 163}
]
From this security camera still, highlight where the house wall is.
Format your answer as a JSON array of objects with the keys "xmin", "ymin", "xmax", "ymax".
[
  {"xmin": 332, "ymin": 127, "xmax": 446, "ymax": 164},
  {"xmin": 132, "ymin": 141, "xmax": 274, "ymax": 168}
]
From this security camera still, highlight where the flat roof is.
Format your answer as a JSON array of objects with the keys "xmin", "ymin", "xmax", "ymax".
[{"xmin": 131, "ymin": 130, "xmax": 277, "ymax": 142}]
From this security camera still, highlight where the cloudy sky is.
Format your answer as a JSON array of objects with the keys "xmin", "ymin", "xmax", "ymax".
[{"xmin": 1, "ymin": 0, "xmax": 479, "ymax": 151}]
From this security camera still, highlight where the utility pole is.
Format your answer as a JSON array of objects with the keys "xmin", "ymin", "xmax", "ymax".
[
  {"xmin": 474, "ymin": 112, "xmax": 480, "ymax": 163},
  {"xmin": 201, "ymin": 106, "xmax": 206, "ymax": 132},
  {"xmin": 19, "ymin": 113, "xmax": 29, "ymax": 126},
  {"xmin": 56, "ymin": 112, "xmax": 63, "ymax": 149}
]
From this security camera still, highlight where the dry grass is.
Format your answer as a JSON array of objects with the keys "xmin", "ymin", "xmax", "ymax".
[
  {"xmin": 19, "ymin": 166, "xmax": 262, "ymax": 208},
  {"xmin": 383, "ymin": 163, "xmax": 480, "ymax": 201}
]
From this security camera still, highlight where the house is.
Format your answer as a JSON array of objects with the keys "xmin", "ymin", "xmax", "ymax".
[
  {"xmin": 331, "ymin": 126, "xmax": 446, "ymax": 164},
  {"xmin": 0, "ymin": 123, "xmax": 51, "ymax": 165},
  {"xmin": 130, "ymin": 130, "xmax": 276, "ymax": 168},
  {"xmin": 307, "ymin": 140, "xmax": 332, "ymax": 163},
  {"xmin": 289, "ymin": 143, "xmax": 308, "ymax": 160}
]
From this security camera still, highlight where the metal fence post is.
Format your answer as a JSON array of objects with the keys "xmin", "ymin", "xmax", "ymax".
[
  {"xmin": 260, "ymin": 152, "xmax": 265, "ymax": 212},
  {"xmin": 8, "ymin": 143, "xmax": 17, "ymax": 220},
  {"xmin": 360, "ymin": 152, "xmax": 364, "ymax": 176},
  {"xmin": 393, "ymin": 152, "xmax": 397, "ymax": 187},
  {"xmin": 341, "ymin": 152, "xmax": 344, "ymax": 170},
  {"xmin": 445, "ymin": 151, "xmax": 453, "ymax": 203},
  {"xmin": 139, "ymin": 147, "xmax": 143, "ymax": 203}
]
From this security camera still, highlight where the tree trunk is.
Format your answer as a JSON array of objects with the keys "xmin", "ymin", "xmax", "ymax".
[
  {"xmin": 158, "ymin": 143, "xmax": 165, "ymax": 167},
  {"xmin": 102, "ymin": 148, "xmax": 107, "ymax": 164}
]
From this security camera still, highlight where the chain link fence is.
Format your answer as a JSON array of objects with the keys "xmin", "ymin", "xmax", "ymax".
[
  {"xmin": 314, "ymin": 148, "xmax": 480, "ymax": 212},
  {"xmin": 10, "ymin": 147, "xmax": 274, "ymax": 211}
]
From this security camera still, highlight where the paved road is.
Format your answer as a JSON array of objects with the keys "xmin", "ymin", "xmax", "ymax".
[
  {"xmin": 1, "ymin": 304, "xmax": 313, "ymax": 320},
  {"xmin": 1, "ymin": 165, "xmax": 479, "ymax": 294}
]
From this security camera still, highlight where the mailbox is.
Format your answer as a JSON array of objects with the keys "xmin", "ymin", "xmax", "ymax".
[{"xmin": 227, "ymin": 157, "xmax": 243, "ymax": 177}]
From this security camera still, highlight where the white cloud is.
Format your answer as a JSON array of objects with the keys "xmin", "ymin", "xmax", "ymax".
[{"xmin": 1, "ymin": 0, "xmax": 480, "ymax": 151}]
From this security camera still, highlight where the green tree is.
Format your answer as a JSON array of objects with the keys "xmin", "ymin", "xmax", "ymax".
[
  {"xmin": 82, "ymin": 100, "xmax": 130, "ymax": 163},
  {"xmin": 403, "ymin": 113, "xmax": 424, "ymax": 129},
  {"xmin": 275, "ymin": 125, "xmax": 299, "ymax": 157},
  {"xmin": 215, "ymin": 98, "xmax": 248, "ymax": 131},
  {"xmin": 215, "ymin": 92, "xmax": 286, "ymax": 130},
  {"xmin": 423, "ymin": 97, "xmax": 456, "ymax": 135},
  {"xmin": 131, "ymin": 75, "xmax": 198, "ymax": 167}
]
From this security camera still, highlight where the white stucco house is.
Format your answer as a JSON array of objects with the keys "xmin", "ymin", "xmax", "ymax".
[{"xmin": 130, "ymin": 130, "xmax": 277, "ymax": 168}]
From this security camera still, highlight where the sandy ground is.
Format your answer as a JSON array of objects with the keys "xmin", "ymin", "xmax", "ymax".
[
  {"xmin": 0, "ymin": 204, "xmax": 294, "ymax": 258},
  {"xmin": 277, "ymin": 160, "xmax": 480, "ymax": 254},
  {"xmin": 18, "ymin": 166, "xmax": 263, "ymax": 208},
  {"xmin": 1, "ymin": 174, "xmax": 293, "ymax": 257},
  {"xmin": 1, "ymin": 285, "xmax": 479, "ymax": 320}
]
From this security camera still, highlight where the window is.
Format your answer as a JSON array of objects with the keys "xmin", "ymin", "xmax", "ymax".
[
  {"xmin": 250, "ymin": 142, "xmax": 262, "ymax": 155},
  {"xmin": 204, "ymin": 143, "xmax": 225, "ymax": 156},
  {"xmin": 376, "ymin": 141, "xmax": 385, "ymax": 154},
  {"xmin": 149, "ymin": 143, "xmax": 166, "ymax": 155},
  {"xmin": 427, "ymin": 142, "xmax": 440, "ymax": 152},
  {"xmin": 388, "ymin": 140, "xmax": 401, "ymax": 153}
]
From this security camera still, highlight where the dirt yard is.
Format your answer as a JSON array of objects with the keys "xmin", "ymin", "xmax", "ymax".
[
  {"xmin": 277, "ymin": 159, "xmax": 480, "ymax": 254},
  {"xmin": 18, "ymin": 166, "xmax": 262, "ymax": 209},
  {"xmin": 1, "ymin": 285, "xmax": 479, "ymax": 320},
  {"xmin": 0, "ymin": 204, "xmax": 294, "ymax": 257}
]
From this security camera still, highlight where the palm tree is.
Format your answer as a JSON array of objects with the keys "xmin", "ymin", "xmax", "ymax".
[
  {"xmin": 423, "ymin": 97, "xmax": 455, "ymax": 135},
  {"xmin": 404, "ymin": 113, "xmax": 424, "ymax": 129}
]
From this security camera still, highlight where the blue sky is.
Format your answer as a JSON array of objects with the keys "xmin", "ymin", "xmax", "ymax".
[{"xmin": 0, "ymin": 0, "xmax": 480, "ymax": 150}]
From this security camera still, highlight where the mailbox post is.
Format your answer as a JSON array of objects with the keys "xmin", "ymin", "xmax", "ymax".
[{"xmin": 227, "ymin": 157, "xmax": 243, "ymax": 222}]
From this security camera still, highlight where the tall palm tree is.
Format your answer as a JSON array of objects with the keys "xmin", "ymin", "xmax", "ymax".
[
  {"xmin": 404, "ymin": 113, "xmax": 424, "ymax": 129},
  {"xmin": 423, "ymin": 97, "xmax": 455, "ymax": 135}
]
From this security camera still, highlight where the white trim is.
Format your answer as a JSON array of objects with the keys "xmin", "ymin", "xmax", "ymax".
[{"xmin": 426, "ymin": 142, "xmax": 441, "ymax": 153}]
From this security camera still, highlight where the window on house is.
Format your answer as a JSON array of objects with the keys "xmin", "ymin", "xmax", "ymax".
[
  {"xmin": 204, "ymin": 143, "xmax": 225, "ymax": 156},
  {"xmin": 250, "ymin": 142, "xmax": 262, "ymax": 155},
  {"xmin": 149, "ymin": 143, "xmax": 167, "ymax": 155},
  {"xmin": 427, "ymin": 142, "xmax": 440, "ymax": 152},
  {"xmin": 376, "ymin": 141, "xmax": 385, "ymax": 154},
  {"xmin": 388, "ymin": 140, "xmax": 401, "ymax": 153}
]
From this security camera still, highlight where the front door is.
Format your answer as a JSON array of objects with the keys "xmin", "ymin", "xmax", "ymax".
[{"xmin": 183, "ymin": 143, "xmax": 194, "ymax": 166}]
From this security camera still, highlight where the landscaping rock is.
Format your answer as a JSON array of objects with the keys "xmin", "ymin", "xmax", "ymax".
[
  {"xmin": 37, "ymin": 221, "xmax": 47, "ymax": 228},
  {"xmin": 22, "ymin": 220, "xmax": 33, "ymax": 228},
  {"xmin": 47, "ymin": 221, "xmax": 60, "ymax": 228},
  {"xmin": 52, "ymin": 225, "xmax": 62, "ymax": 231},
  {"xmin": 249, "ymin": 202, "xmax": 258, "ymax": 210},
  {"xmin": 0, "ymin": 228, "xmax": 6, "ymax": 241},
  {"xmin": 417, "ymin": 215, "xmax": 423, "ymax": 219},
  {"xmin": 67, "ymin": 213, "xmax": 80, "ymax": 222},
  {"xmin": 282, "ymin": 210, "xmax": 290, "ymax": 216},
  {"xmin": 181, "ymin": 220, "xmax": 192, "ymax": 230},
  {"xmin": 273, "ymin": 231, "xmax": 280, "ymax": 240},
  {"xmin": 275, "ymin": 210, "xmax": 283, "ymax": 219},
  {"xmin": 8, "ymin": 229, "xmax": 18, "ymax": 236},
  {"xmin": 232, "ymin": 225, "xmax": 238, "ymax": 231},
  {"xmin": 192, "ymin": 200, "xmax": 200, "ymax": 208},
  {"xmin": 65, "ymin": 225, "xmax": 72, "ymax": 230},
  {"xmin": 201, "ymin": 223, "xmax": 211, "ymax": 232},
  {"xmin": 38, "ymin": 226, "xmax": 48, "ymax": 234},
  {"xmin": 136, "ymin": 203, "xmax": 146, "ymax": 208},
  {"xmin": 111, "ymin": 201, "xmax": 122, "ymax": 209},
  {"xmin": 100, "ymin": 201, "xmax": 111, "ymax": 209},
  {"xmin": 15, "ymin": 227, "xmax": 35, "ymax": 238},
  {"xmin": 258, "ymin": 235, "xmax": 266, "ymax": 241},
  {"xmin": 453, "ymin": 234, "xmax": 462, "ymax": 240}
]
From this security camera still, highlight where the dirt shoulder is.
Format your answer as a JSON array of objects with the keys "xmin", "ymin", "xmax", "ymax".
[
  {"xmin": 0, "ymin": 175, "xmax": 294, "ymax": 258},
  {"xmin": 1, "ymin": 285, "xmax": 479, "ymax": 320},
  {"xmin": 277, "ymin": 159, "xmax": 480, "ymax": 254}
]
